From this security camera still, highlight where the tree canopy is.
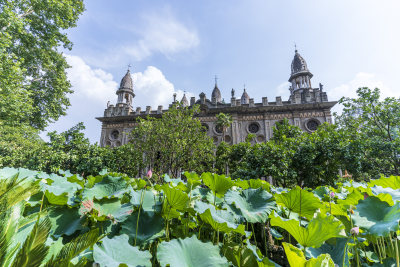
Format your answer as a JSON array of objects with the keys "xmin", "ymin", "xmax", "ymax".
[
  {"xmin": 0, "ymin": 0, "xmax": 85, "ymax": 129},
  {"xmin": 130, "ymin": 103, "xmax": 215, "ymax": 179}
]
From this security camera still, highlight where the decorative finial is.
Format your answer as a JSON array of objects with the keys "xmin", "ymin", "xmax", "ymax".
[
  {"xmin": 243, "ymin": 84, "xmax": 246, "ymax": 91},
  {"xmin": 127, "ymin": 64, "xmax": 131, "ymax": 71},
  {"xmin": 214, "ymin": 75, "xmax": 218, "ymax": 86},
  {"xmin": 231, "ymin": 88, "xmax": 235, "ymax": 98},
  {"xmin": 294, "ymin": 43, "xmax": 298, "ymax": 53}
]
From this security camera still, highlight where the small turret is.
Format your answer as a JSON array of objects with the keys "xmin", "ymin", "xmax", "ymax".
[
  {"xmin": 241, "ymin": 88, "xmax": 250, "ymax": 104},
  {"xmin": 116, "ymin": 68, "xmax": 135, "ymax": 106},
  {"xmin": 211, "ymin": 76, "xmax": 222, "ymax": 104},
  {"xmin": 289, "ymin": 49, "xmax": 313, "ymax": 91},
  {"xmin": 181, "ymin": 93, "xmax": 189, "ymax": 107}
]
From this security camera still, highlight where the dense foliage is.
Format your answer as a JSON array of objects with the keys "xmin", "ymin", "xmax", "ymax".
[
  {"xmin": 0, "ymin": 0, "xmax": 85, "ymax": 129},
  {"xmin": 129, "ymin": 103, "xmax": 215, "ymax": 178},
  {"xmin": 1, "ymin": 167, "xmax": 400, "ymax": 267},
  {"xmin": 336, "ymin": 87, "xmax": 400, "ymax": 178},
  {"xmin": 216, "ymin": 120, "xmax": 345, "ymax": 188}
]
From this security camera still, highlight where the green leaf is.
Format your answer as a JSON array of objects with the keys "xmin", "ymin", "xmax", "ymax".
[
  {"xmin": 270, "ymin": 212, "xmax": 345, "ymax": 248},
  {"xmin": 283, "ymin": 242, "xmax": 335, "ymax": 267},
  {"xmin": 161, "ymin": 184, "xmax": 189, "ymax": 210},
  {"xmin": 352, "ymin": 196, "xmax": 400, "ymax": 236},
  {"xmin": 11, "ymin": 217, "xmax": 51, "ymax": 267},
  {"xmin": 195, "ymin": 201, "xmax": 245, "ymax": 234},
  {"xmin": 225, "ymin": 188, "xmax": 275, "ymax": 223},
  {"xmin": 82, "ymin": 175, "xmax": 128, "ymax": 200},
  {"xmin": 201, "ymin": 173, "xmax": 234, "ymax": 198},
  {"xmin": 275, "ymin": 186, "xmax": 322, "ymax": 220},
  {"xmin": 120, "ymin": 211, "xmax": 165, "ymax": 245},
  {"xmin": 48, "ymin": 207, "xmax": 85, "ymax": 237},
  {"xmin": 157, "ymin": 235, "xmax": 229, "ymax": 267},
  {"xmin": 93, "ymin": 235, "xmax": 151, "ymax": 267},
  {"xmin": 43, "ymin": 173, "xmax": 82, "ymax": 206},
  {"xmin": 130, "ymin": 189, "xmax": 161, "ymax": 212},
  {"xmin": 93, "ymin": 199, "xmax": 133, "ymax": 222},
  {"xmin": 368, "ymin": 176, "xmax": 400, "ymax": 189},
  {"xmin": 306, "ymin": 238, "xmax": 350, "ymax": 267}
]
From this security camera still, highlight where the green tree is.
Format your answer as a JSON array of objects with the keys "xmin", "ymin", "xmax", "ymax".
[
  {"xmin": 336, "ymin": 87, "xmax": 400, "ymax": 177},
  {"xmin": 0, "ymin": 0, "xmax": 85, "ymax": 129},
  {"xmin": 215, "ymin": 113, "xmax": 232, "ymax": 142},
  {"xmin": 130, "ymin": 103, "xmax": 215, "ymax": 179},
  {"xmin": 0, "ymin": 122, "xmax": 44, "ymax": 169}
]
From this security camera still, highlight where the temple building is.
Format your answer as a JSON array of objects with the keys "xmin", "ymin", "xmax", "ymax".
[{"xmin": 96, "ymin": 50, "xmax": 337, "ymax": 147}]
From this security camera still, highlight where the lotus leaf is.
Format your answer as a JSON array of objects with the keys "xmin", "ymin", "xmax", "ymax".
[
  {"xmin": 93, "ymin": 234, "xmax": 151, "ymax": 267},
  {"xmin": 130, "ymin": 189, "xmax": 161, "ymax": 212},
  {"xmin": 225, "ymin": 188, "xmax": 275, "ymax": 223},
  {"xmin": 93, "ymin": 198, "xmax": 133, "ymax": 222},
  {"xmin": 369, "ymin": 175, "xmax": 400, "ymax": 189},
  {"xmin": 162, "ymin": 184, "xmax": 189, "ymax": 210},
  {"xmin": 352, "ymin": 196, "xmax": 400, "ymax": 236},
  {"xmin": 283, "ymin": 242, "xmax": 335, "ymax": 267},
  {"xmin": 43, "ymin": 173, "xmax": 82, "ymax": 205},
  {"xmin": 48, "ymin": 207, "xmax": 85, "ymax": 237},
  {"xmin": 194, "ymin": 201, "xmax": 245, "ymax": 234},
  {"xmin": 306, "ymin": 238, "xmax": 350, "ymax": 267},
  {"xmin": 157, "ymin": 235, "xmax": 229, "ymax": 267},
  {"xmin": 201, "ymin": 172, "xmax": 234, "ymax": 198},
  {"xmin": 120, "ymin": 211, "xmax": 164, "ymax": 245},
  {"xmin": 275, "ymin": 186, "xmax": 322, "ymax": 220},
  {"xmin": 270, "ymin": 212, "xmax": 345, "ymax": 248},
  {"xmin": 82, "ymin": 175, "xmax": 128, "ymax": 200}
]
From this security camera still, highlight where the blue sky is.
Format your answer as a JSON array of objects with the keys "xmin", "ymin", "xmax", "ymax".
[{"xmin": 44, "ymin": 0, "xmax": 400, "ymax": 143}]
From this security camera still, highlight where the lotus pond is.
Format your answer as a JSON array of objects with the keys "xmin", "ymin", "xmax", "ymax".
[{"xmin": 1, "ymin": 167, "xmax": 400, "ymax": 266}]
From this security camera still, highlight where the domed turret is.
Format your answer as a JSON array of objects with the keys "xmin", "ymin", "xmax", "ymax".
[
  {"xmin": 289, "ymin": 50, "xmax": 313, "ymax": 90},
  {"xmin": 181, "ymin": 93, "xmax": 189, "ymax": 107},
  {"xmin": 116, "ymin": 68, "xmax": 135, "ymax": 106},
  {"xmin": 241, "ymin": 88, "xmax": 250, "ymax": 104},
  {"xmin": 120, "ymin": 70, "xmax": 133, "ymax": 90},
  {"xmin": 291, "ymin": 50, "xmax": 309, "ymax": 74}
]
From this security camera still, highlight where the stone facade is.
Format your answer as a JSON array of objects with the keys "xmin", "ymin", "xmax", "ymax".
[{"xmin": 96, "ymin": 50, "xmax": 336, "ymax": 147}]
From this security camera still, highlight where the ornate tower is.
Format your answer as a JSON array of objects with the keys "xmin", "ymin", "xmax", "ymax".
[
  {"xmin": 241, "ymin": 88, "xmax": 250, "ymax": 104},
  {"xmin": 181, "ymin": 93, "xmax": 189, "ymax": 107},
  {"xmin": 289, "ymin": 49, "xmax": 313, "ymax": 91},
  {"xmin": 116, "ymin": 69, "xmax": 135, "ymax": 106},
  {"xmin": 211, "ymin": 77, "xmax": 222, "ymax": 104}
]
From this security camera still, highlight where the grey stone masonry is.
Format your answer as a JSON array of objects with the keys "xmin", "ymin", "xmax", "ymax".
[{"xmin": 97, "ymin": 50, "xmax": 337, "ymax": 147}]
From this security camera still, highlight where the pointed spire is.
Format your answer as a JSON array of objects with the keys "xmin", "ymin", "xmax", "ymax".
[
  {"xmin": 181, "ymin": 92, "xmax": 189, "ymax": 107},
  {"xmin": 119, "ymin": 69, "xmax": 133, "ymax": 90},
  {"xmin": 211, "ymin": 75, "xmax": 222, "ymax": 103},
  {"xmin": 241, "ymin": 87, "xmax": 250, "ymax": 104}
]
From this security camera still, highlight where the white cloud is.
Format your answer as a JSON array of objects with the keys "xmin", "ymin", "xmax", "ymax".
[
  {"xmin": 124, "ymin": 11, "xmax": 199, "ymax": 61},
  {"xmin": 329, "ymin": 72, "xmax": 396, "ymax": 115},
  {"xmin": 43, "ymin": 55, "xmax": 194, "ymax": 143},
  {"xmin": 65, "ymin": 55, "xmax": 117, "ymax": 103},
  {"xmin": 132, "ymin": 66, "xmax": 194, "ymax": 109}
]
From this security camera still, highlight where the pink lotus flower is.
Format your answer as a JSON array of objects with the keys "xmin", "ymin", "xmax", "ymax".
[
  {"xmin": 147, "ymin": 169, "xmax": 153, "ymax": 178},
  {"xmin": 80, "ymin": 199, "xmax": 94, "ymax": 215},
  {"xmin": 330, "ymin": 192, "xmax": 335, "ymax": 198},
  {"xmin": 350, "ymin": 226, "xmax": 359, "ymax": 235}
]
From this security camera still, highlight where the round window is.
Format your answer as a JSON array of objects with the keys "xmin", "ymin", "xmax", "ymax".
[
  {"xmin": 248, "ymin": 122, "xmax": 260, "ymax": 133},
  {"xmin": 110, "ymin": 130, "xmax": 119, "ymax": 140},
  {"xmin": 215, "ymin": 124, "xmax": 223, "ymax": 134},
  {"xmin": 306, "ymin": 120, "xmax": 319, "ymax": 131}
]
